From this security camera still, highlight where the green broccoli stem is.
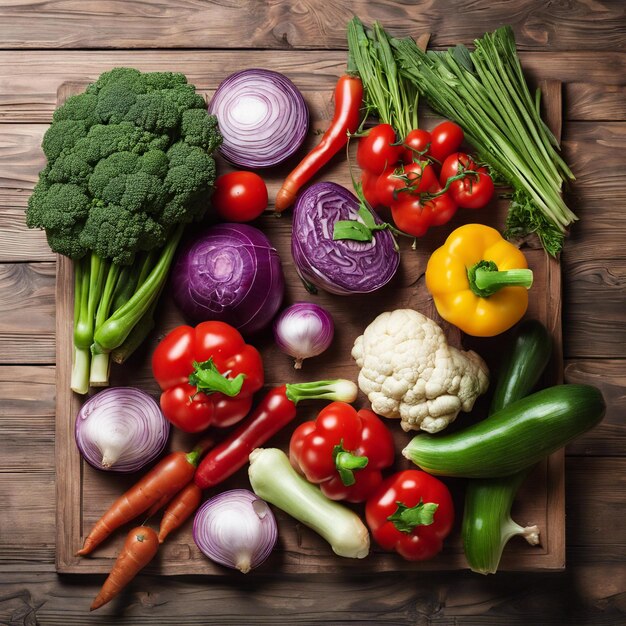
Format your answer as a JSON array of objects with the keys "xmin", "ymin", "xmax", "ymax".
[
  {"xmin": 71, "ymin": 254, "xmax": 106, "ymax": 394},
  {"xmin": 110, "ymin": 280, "xmax": 164, "ymax": 365},
  {"xmin": 92, "ymin": 224, "xmax": 184, "ymax": 356}
]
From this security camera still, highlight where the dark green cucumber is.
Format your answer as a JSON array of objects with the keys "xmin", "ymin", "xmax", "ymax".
[
  {"xmin": 462, "ymin": 469, "xmax": 540, "ymax": 574},
  {"xmin": 490, "ymin": 319, "xmax": 553, "ymax": 414},
  {"xmin": 403, "ymin": 384, "xmax": 605, "ymax": 478},
  {"xmin": 463, "ymin": 320, "xmax": 551, "ymax": 573}
]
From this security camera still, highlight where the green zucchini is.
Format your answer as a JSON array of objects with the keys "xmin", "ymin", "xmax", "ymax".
[
  {"xmin": 489, "ymin": 319, "xmax": 553, "ymax": 414},
  {"xmin": 463, "ymin": 320, "xmax": 551, "ymax": 573},
  {"xmin": 403, "ymin": 384, "xmax": 605, "ymax": 478},
  {"xmin": 462, "ymin": 470, "xmax": 540, "ymax": 574}
]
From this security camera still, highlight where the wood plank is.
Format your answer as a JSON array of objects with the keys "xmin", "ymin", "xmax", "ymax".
[
  {"xmin": 564, "ymin": 360, "xmax": 626, "ymax": 456},
  {"xmin": 562, "ymin": 258, "xmax": 626, "ymax": 360},
  {"xmin": 0, "ymin": 50, "xmax": 624, "ymax": 123},
  {"xmin": 566, "ymin": 83, "xmax": 626, "ymax": 121},
  {"xmin": 0, "ymin": 0, "xmax": 624, "ymax": 51},
  {"xmin": 0, "ymin": 567, "xmax": 623, "ymax": 625},
  {"xmin": 0, "ymin": 263, "xmax": 55, "ymax": 363}
]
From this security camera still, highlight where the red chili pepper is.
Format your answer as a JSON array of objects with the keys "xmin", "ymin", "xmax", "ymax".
[
  {"xmin": 289, "ymin": 402, "xmax": 395, "ymax": 503},
  {"xmin": 152, "ymin": 321, "xmax": 264, "ymax": 433},
  {"xmin": 365, "ymin": 469, "xmax": 454, "ymax": 561},
  {"xmin": 274, "ymin": 75, "xmax": 363, "ymax": 212},
  {"xmin": 194, "ymin": 379, "xmax": 357, "ymax": 489}
]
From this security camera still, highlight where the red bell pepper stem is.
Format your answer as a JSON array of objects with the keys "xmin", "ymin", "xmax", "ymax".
[{"xmin": 194, "ymin": 379, "xmax": 357, "ymax": 489}]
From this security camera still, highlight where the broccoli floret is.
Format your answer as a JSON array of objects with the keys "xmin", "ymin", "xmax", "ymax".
[
  {"xmin": 80, "ymin": 204, "xmax": 165, "ymax": 265},
  {"xmin": 46, "ymin": 150, "xmax": 93, "ymax": 185},
  {"xmin": 27, "ymin": 182, "xmax": 90, "ymax": 259},
  {"xmin": 165, "ymin": 142, "xmax": 216, "ymax": 208},
  {"xmin": 42, "ymin": 119, "xmax": 89, "ymax": 161},
  {"xmin": 52, "ymin": 93, "xmax": 99, "ymax": 127},
  {"xmin": 181, "ymin": 108, "xmax": 222, "ymax": 152}
]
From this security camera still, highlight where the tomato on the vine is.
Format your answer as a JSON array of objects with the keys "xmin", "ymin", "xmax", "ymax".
[
  {"xmin": 357, "ymin": 124, "xmax": 403, "ymax": 175},
  {"xmin": 427, "ymin": 188, "xmax": 458, "ymax": 226},
  {"xmin": 440, "ymin": 152, "xmax": 494, "ymax": 210},
  {"xmin": 402, "ymin": 128, "xmax": 432, "ymax": 163},
  {"xmin": 390, "ymin": 195, "xmax": 434, "ymax": 238},
  {"xmin": 428, "ymin": 121, "xmax": 464, "ymax": 163},
  {"xmin": 361, "ymin": 169, "xmax": 381, "ymax": 209},
  {"xmin": 212, "ymin": 171, "xmax": 268, "ymax": 222},
  {"xmin": 376, "ymin": 162, "xmax": 438, "ymax": 207}
]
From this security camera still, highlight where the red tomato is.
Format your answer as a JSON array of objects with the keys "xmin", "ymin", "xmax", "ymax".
[
  {"xmin": 440, "ymin": 152, "xmax": 494, "ymax": 210},
  {"xmin": 376, "ymin": 162, "xmax": 438, "ymax": 208},
  {"xmin": 390, "ymin": 194, "xmax": 433, "ymax": 237},
  {"xmin": 402, "ymin": 128, "xmax": 432, "ymax": 163},
  {"xmin": 427, "ymin": 188, "xmax": 458, "ymax": 226},
  {"xmin": 357, "ymin": 124, "xmax": 403, "ymax": 175},
  {"xmin": 212, "ymin": 171, "xmax": 268, "ymax": 222},
  {"xmin": 428, "ymin": 121, "xmax": 464, "ymax": 163},
  {"xmin": 361, "ymin": 169, "xmax": 381, "ymax": 209}
]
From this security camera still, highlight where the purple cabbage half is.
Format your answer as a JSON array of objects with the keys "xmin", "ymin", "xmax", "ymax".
[
  {"xmin": 291, "ymin": 182, "xmax": 400, "ymax": 295},
  {"xmin": 172, "ymin": 223, "xmax": 285, "ymax": 335}
]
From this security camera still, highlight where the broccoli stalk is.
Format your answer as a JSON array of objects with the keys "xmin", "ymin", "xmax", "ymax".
[
  {"xmin": 87, "ymin": 224, "xmax": 184, "ymax": 386},
  {"xmin": 27, "ymin": 68, "xmax": 221, "ymax": 394}
]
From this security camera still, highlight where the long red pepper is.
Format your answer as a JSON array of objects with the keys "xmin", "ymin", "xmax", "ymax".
[
  {"xmin": 274, "ymin": 75, "xmax": 363, "ymax": 212},
  {"xmin": 194, "ymin": 379, "xmax": 357, "ymax": 489}
]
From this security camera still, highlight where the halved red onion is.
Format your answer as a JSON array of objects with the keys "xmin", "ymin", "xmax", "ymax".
[
  {"xmin": 193, "ymin": 489, "xmax": 277, "ymax": 573},
  {"xmin": 75, "ymin": 387, "xmax": 170, "ymax": 473},
  {"xmin": 208, "ymin": 69, "xmax": 309, "ymax": 168}
]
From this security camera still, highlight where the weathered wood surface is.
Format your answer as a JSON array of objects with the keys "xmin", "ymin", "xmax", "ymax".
[
  {"xmin": 0, "ymin": 0, "xmax": 624, "ymax": 51},
  {"xmin": 1, "ymin": 50, "xmax": 625, "ymax": 123},
  {"xmin": 0, "ymin": 1, "xmax": 624, "ymax": 623}
]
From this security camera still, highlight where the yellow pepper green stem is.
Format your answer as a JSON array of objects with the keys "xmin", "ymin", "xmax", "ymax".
[
  {"xmin": 425, "ymin": 224, "xmax": 532, "ymax": 337},
  {"xmin": 468, "ymin": 260, "xmax": 534, "ymax": 297}
]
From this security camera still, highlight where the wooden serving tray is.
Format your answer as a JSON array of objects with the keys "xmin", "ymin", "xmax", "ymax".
[{"xmin": 56, "ymin": 77, "xmax": 565, "ymax": 574}]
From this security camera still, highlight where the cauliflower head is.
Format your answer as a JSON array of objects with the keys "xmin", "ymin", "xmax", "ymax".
[{"xmin": 351, "ymin": 309, "xmax": 489, "ymax": 433}]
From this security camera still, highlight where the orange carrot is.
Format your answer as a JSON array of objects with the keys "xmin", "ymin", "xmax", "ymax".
[
  {"xmin": 90, "ymin": 526, "xmax": 159, "ymax": 611},
  {"xmin": 158, "ymin": 482, "xmax": 203, "ymax": 543},
  {"xmin": 145, "ymin": 491, "xmax": 175, "ymax": 519},
  {"xmin": 77, "ymin": 447, "xmax": 202, "ymax": 556}
]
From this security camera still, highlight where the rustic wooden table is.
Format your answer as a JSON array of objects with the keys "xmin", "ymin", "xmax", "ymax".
[{"xmin": 0, "ymin": 2, "xmax": 624, "ymax": 624}]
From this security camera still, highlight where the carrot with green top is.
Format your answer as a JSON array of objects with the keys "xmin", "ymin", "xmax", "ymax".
[
  {"xmin": 77, "ymin": 443, "xmax": 206, "ymax": 556},
  {"xmin": 90, "ymin": 526, "xmax": 159, "ymax": 611}
]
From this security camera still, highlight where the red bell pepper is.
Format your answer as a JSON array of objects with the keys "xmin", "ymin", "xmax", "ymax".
[
  {"xmin": 365, "ymin": 469, "xmax": 454, "ymax": 561},
  {"xmin": 289, "ymin": 402, "xmax": 395, "ymax": 503},
  {"xmin": 152, "ymin": 321, "xmax": 264, "ymax": 433}
]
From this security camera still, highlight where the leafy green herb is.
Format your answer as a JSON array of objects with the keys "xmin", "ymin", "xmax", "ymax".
[
  {"xmin": 391, "ymin": 26, "xmax": 576, "ymax": 255},
  {"xmin": 347, "ymin": 17, "xmax": 420, "ymax": 138}
]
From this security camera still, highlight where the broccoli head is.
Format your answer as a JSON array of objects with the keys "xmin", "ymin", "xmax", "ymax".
[{"xmin": 26, "ymin": 67, "xmax": 221, "ymax": 264}]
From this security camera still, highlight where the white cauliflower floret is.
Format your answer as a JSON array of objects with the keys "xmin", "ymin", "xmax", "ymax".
[{"xmin": 351, "ymin": 309, "xmax": 489, "ymax": 433}]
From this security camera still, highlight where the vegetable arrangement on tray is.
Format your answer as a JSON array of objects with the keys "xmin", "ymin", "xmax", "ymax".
[{"xmin": 26, "ymin": 17, "xmax": 606, "ymax": 612}]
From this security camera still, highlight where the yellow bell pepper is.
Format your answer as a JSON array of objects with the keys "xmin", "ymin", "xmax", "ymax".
[{"xmin": 425, "ymin": 224, "xmax": 533, "ymax": 337}]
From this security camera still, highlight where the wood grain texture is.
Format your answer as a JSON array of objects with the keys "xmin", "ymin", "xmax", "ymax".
[
  {"xmin": 0, "ymin": 3, "xmax": 624, "ymax": 622},
  {"xmin": 0, "ymin": 0, "xmax": 624, "ymax": 51},
  {"xmin": 0, "ymin": 51, "xmax": 624, "ymax": 123}
]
